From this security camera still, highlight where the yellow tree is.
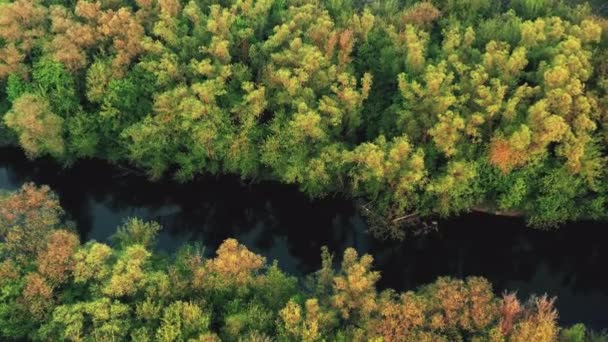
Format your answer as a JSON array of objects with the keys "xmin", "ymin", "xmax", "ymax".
[
  {"xmin": 331, "ymin": 248, "xmax": 380, "ymax": 323},
  {"xmin": 4, "ymin": 94, "xmax": 65, "ymax": 158}
]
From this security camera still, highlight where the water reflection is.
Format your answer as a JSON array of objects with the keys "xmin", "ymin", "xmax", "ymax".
[
  {"xmin": 0, "ymin": 147, "xmax": 606, "ymax": 328},
  {"xmin": 372, "ymin": 214, "xmax": 608, "ymax": 328},
  {"xmin": 0, "ymin": 147, "xmax": 370, "ymax": 276}
]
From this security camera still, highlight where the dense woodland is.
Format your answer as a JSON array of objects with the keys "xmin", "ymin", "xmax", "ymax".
[
  {"xmin": 2, "ymin": 1, "xmax": 608, "ymax": 340},
  {"xmin": 0, "ymin": 183, "xmax": 604, "ymax": 341},
  {"xmin": 1, "ymin": 0, "xmax": 608, "ymax": 237}
]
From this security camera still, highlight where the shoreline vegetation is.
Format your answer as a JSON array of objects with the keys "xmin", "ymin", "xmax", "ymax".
[
  {"xmin": 0, "ymin": 182, "xmax": 606, "ymax": 341},
  {"xmin": 2, "ymin": 0, "xmax": 608, "ymax": 238}
]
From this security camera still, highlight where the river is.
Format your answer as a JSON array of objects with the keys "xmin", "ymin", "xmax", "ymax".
[{"xmin": 1, "ymin": 147, "xmax": 607, "ymax": 329}]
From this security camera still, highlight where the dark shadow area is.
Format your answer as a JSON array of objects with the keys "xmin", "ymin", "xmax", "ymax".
[{"xmin": 1, "ymin": 147, "xmax": 607, "ymax": 329}]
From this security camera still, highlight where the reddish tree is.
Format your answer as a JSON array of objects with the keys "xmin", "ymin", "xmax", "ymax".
[
  {"xmin": 0, "ymin": 183, "xmax": 64, "ymax": 261},
  {"xmin": 37, "ymin": 230, "xmax": 80, "ymax": 285}
]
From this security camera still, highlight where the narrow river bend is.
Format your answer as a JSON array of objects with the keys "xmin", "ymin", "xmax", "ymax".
[{"xmin": 1, "ymin": 147, "xmax": 607, "ymax": 329}]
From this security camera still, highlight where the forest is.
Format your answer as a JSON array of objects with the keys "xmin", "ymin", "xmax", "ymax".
[
  {"xmin": 1, "ymin": 0, "xmax": 608, "ymax": 237},
  {"xmin": 0, "ymin": 183, "xmax": 603, "ymax": 341},
  {"xmin": 2, "ymin": 0, "xmax": 608, "ymax": 339}
]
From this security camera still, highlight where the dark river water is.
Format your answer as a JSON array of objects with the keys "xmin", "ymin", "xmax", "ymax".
[{"xmin": 1, "ymin": 147, "xmax": 607, "ymax": 329}]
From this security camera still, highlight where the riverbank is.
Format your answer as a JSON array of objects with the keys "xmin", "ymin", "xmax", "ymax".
[{"xmin": 2, "ymin": 147, "xmax": 607, "ymax": 329}]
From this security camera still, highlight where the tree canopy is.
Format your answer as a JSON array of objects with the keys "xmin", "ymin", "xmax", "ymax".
[
  {"xmin": 1, "ymin": 183, "xmax": 596, "ymax": 341},
  {"xmin": 1, "ymin": 0, "xmax": 608, "ymax": 234}
]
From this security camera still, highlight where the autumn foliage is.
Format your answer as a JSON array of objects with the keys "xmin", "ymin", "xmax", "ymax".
[
  {"xmin": 0, "ymin": 184, "xmax": 582, "ymax": 341},
  {"xmin": 0, "ymin": 0, "xmax": 606, "ymax": 236},
  {"xmin": 489, "ymin": 138, "xmax": 528, "ymax": 173},
  {"xmin": 0, "ymin": 183, "xmax": 64, "ymax": 260}
]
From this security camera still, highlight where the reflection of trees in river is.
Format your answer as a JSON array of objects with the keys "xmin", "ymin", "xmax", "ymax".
[
  {"xmin": 0, "ymin": 147, "xmax": 370, "ymax": 276},
  {"xmin": 370, "ymin": 214, "xmax": 608, "ymax": 292},
  {"xmin": 368, "ymin": 214, "xmax": 608, "ymax": 328},
  {"xmin": 0, "ymin": 148, "xmax": 95, "ymax": 238},
  {"xmin": 1, "ymin": 147, "xmax": 607, "ymax": 328},
  {"xmin": 153, "ymin": 181, "xmax": 370, "ymax": 276}
]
